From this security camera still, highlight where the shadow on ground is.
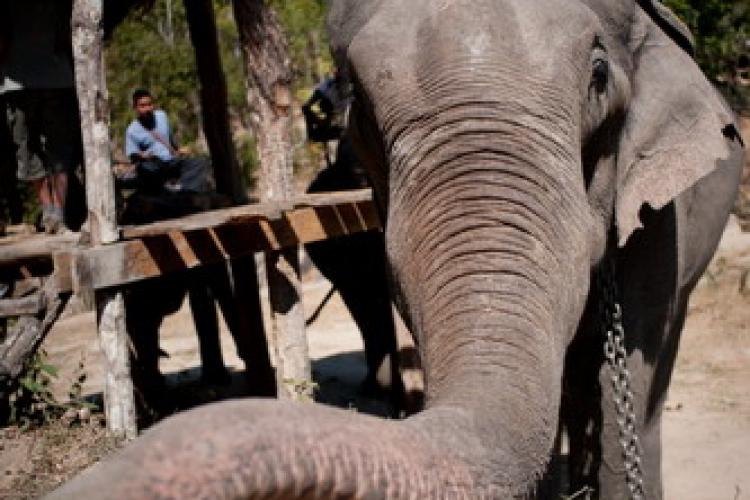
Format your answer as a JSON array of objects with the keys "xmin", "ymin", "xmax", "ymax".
[{"xmin": 115, "ymin": 349, "xmax": 393, "ymax": 428}]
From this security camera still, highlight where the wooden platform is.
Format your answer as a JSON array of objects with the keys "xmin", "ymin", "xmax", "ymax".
[
  {"xmin": 0, "ymin": 189, "xmax": 381, "ymax": 436},
  {"xmin": 0, "ymin": 188, "xmax": 379, "ymax": 294}
]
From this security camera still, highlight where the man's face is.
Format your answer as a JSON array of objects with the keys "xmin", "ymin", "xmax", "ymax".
[{"xmin": 134, "ymin": 96, "xmax": 155, "ymax": 119}]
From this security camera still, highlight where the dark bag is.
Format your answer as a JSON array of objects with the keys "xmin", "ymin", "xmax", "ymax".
[
  {"xmin": 134, "ymin": 156, "xmax": 212, "ymax": 194},
  {"xmin": 174, "ymin": 156, "xmax": 213, "ymax": 193}
]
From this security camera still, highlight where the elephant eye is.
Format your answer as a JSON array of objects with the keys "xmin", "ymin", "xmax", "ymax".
[{"xmin": 591, "ymin": 58, "xmax": 609, "ymax": 94}]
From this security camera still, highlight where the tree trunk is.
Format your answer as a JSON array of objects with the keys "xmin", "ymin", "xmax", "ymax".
[
  {"xmin": 72, "ymin": 0, "xmax": 137, "ymax": 439},
  {"xmin": 73, "ymin": 0, "xmax": 117, "ymax": 245},
  {"xmin": 233, "ymin": 1, "xmax": 310, "ymax": 400},
  {"xmin": 233, "ymin": 0, "xmax": 293, "ymax": 202},
  {"xmin": 183, "ymin": 0, "xmax": 247, "ymax": 204}
]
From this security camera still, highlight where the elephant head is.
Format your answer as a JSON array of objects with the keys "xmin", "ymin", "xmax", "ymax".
[{"xmin": 50, "ymin": 1, "xmax": 743, "ymax": 498}]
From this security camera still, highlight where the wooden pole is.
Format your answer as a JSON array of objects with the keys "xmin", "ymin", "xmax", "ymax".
[
  {"xmin": 72, "ymin": 0, "xmax": 136, "ymax": 439},
  {"xmin": 233, "ymin": 0, "xmax": 311, "ymax": 400},
  {"xmin": 183, "ymin": 0, "xmax": 247, "ymax": 204}
]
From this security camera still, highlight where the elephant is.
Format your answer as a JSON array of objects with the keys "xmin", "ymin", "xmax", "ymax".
[
  {"xmin": 124, "ymin": 258, "xmax": 276, "ymax": 406},
  {"xmin": 49, "ymin": 0, "xmax": 744, "ymax": 498},
  {"xmin": 120, "ymin": 190, "xmax": 276, "ymax": 412}
]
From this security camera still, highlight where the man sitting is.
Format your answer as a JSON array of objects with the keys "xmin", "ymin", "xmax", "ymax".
[{"xmin": 126, "ymin": 88, "xmax": 186, "ymax": 193}]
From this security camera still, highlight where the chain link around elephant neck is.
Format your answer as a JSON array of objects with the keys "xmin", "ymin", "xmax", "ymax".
[{"xmin": 598, "ymin": 258, "xmax": 645, "ymax": 500}]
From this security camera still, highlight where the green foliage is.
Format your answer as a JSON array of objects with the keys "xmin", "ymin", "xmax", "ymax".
[
  {"xmin": 7, "ymin": 351, "xmax": 63, "ymax": 428},
  {"xmin": 106, "ymin": 0, "xmax": 200, "ymax": 154},
  {"xmin": 662, "ymin": 0, "xmax": 749, "ymax": 109},
  {"xmin": 105, "ymin": 0, "xmax": 330, "ymax": 184},
  {"xmin": 4, "ymin": 351, "xmax": 97, "ymax": 429},
  {"xmin": 270, "ymin": 0, "xmax": 331, "ymax": 89}
]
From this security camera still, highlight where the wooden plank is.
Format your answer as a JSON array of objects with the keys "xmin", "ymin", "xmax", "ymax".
[
  {"xmin": 73, "ymin": 200, "xmax": 382, "ymax": 292},
  {"xmin": 0, "ymin": 191, "xmax": 373, "ymax": 267},
  {"xmin": 53, "ymin": 252, "xmax": 74, "ymax": 295},
  {"xmin": 121, "ymin": 203, "xmax": 280, "ymax": 239},
  {"xmin": 0, "ymin": 294, "xmax": 45, "ymax": 318},
  {"xmin": 292, "ymin": 189, "xmax": 373, "ymax": 208},
  {"xmin": 119, "ymin": 189, "xmax": 373, "ymax": 239},
  {"xmin": 0, "ymin": 233, "xmax": 79, "ymax": 267}
]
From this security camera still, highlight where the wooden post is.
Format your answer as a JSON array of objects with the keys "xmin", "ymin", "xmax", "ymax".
[
  {"xmin": 183, "ymin": 0, "xmax": 247, "ymax": 204},
  {"xmin": 72, "ymin": 0, "xmax": 136, "ymax": 439},
  {"xmin": 233, "ymin": 0, "xmax": 311, "ymax": 400}
]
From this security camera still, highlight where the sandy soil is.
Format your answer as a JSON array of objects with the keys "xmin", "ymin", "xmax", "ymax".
[{"xmin": 0, "ymin": 221, "xmax": 748, "ymax": 499}]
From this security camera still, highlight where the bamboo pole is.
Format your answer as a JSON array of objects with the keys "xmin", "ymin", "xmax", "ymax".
[
  {"xmin": 72, "ymin": 0, "xmax": 136, "ymax": 439},
  {"xmin": 234, "ymin": 0, "xmax": 311, "ymax": 400}
]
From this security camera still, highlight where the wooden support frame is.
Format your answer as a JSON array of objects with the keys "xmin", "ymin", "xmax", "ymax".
[
  {"xmin": 0, "ymin": 188, "xmax": 378, "ymax": 428},
  {"xmin": 1, "ymin": 0, "xmax": 375, "ymax": 435},
  {"xmin": 67, "ymin": 191, "xmax": 379, "ymax": 291},
  {"xmin": 72, "ymin": 0, "xmax": 136, "ymax": 439}
]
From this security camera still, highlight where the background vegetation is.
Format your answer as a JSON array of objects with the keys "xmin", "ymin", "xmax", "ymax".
[
  {"xmin": 105, "ymin": 0, "xmax": 330, "ymax": 186},
  {"xmin": 662, "ymin": 0, "xmax": 749, "ymax": 110},
  {"xmin": 104, "ymin": 0, "xmax": 747, "ymax": 161}
]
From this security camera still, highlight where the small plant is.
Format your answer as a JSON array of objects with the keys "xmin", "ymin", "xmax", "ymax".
[
  {"xmin": 7, "ymin": 350, "xmax": 63, "ymax": 428},
  {"xmin": 5, "ymin": 351, "xmax": 98, "ymax": 430},
  {"xmin": 283, "ymin": 378, "xmax": 319, "ymax": 402}
]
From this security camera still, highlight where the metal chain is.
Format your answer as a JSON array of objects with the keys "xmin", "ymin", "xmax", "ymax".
[{"xmin": 598, "ymin": 259, "xmax": 645, "ymax": 500}]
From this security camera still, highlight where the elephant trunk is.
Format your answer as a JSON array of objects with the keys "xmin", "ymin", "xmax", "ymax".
[
  {"xmin": 48, "ymin": 400, "xmax": 493, "ymax": 498},
  {"xmin": 380, "ymin": 96, "xmax": 593, "ymax": 492}
]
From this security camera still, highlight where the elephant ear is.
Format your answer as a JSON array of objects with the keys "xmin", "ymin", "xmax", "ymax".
[
  {"xmin": 327, "ymin": 0, "xmax": 383, "ymax": 66},
  {"xmin": 636, "ymin": 0, "xmax": 695, "ymax": 56},
  {"xmin": 615, "ymin": 6, "xmax": 744, "ymax": 246}
]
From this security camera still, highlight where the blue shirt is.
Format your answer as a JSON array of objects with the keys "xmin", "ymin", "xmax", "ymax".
[{"xmin": 125, "ymin": 110, "xmax": 175, "ymax": 162}]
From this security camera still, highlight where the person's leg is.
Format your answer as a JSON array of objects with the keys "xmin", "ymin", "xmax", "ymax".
[
  {"xmin": 33, "ymin": 177, "xmax": 52, "ymax": 207},
  {"xmin": 50, "ymin": 171, "xmax": 67, "ymax": 212},
  {"xmin": 39, "ymin": 89, "xmax": 79, "ymax": 233},
  {"xmin": 7, "ymin": 91, "xmax": 50, "ymax": 230}
]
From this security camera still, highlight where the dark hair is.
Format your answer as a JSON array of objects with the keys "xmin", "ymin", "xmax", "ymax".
[{"xmin": 132, "ymin": 88, "xmax": 152, "ymax": 106}]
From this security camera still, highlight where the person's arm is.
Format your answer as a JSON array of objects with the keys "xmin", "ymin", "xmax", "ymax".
[
  {"xmin": 164, "ymin": 112, "xmax": 190, "ymax": 156},
  {"xmin": 125, "ymin": 126, "xmax": 150, "ymax": 163}
]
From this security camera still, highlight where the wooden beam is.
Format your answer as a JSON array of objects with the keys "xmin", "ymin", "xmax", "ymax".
[
  {"xmin": 72, "ymin": 0, "xmax": 136, "ymax": 440},
  {"xmin": 0, "ymin": 279, "xmax": 69, "ymax": 401},
  {"xmin": 71, "ymin": 199, "xmax": 381, "ymax": 293},
  {"xmin": 0, "ymin": 233, "xmax": 79, "ymax": 267},
  {"xmin": 0, "ymin": 294, "xmax": 45, "ymax": 318},
  {"xmin": 120, "ymin": 189, "xmax": 373, "ymax": 239}
]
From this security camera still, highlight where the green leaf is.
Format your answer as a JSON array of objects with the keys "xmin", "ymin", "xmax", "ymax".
[
  {"xmin": 39, "ymin": 363, "xmax": 59, "ymax": 377},
  {"xmin": 19, "ymin": 378, "xmax": 44, "ymax": 393}
]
